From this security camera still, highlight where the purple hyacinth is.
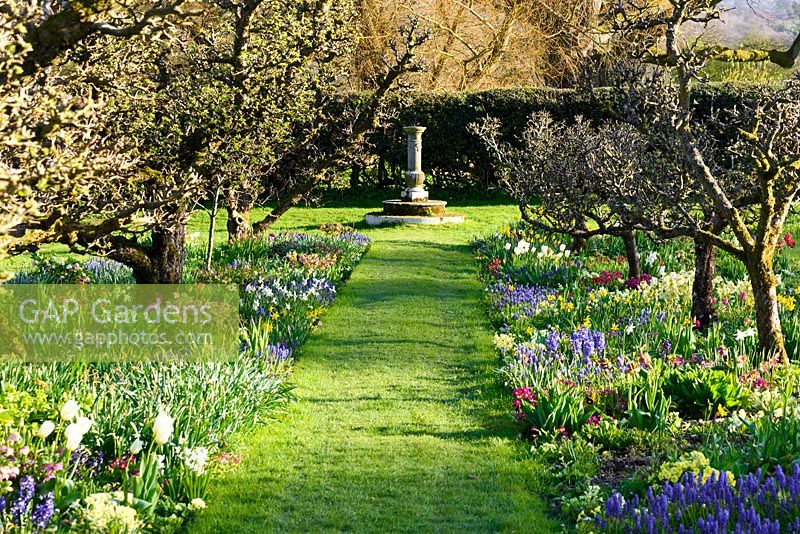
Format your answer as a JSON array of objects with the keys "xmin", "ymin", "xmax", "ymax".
[
  {"xmin": 30, "ymin": 492, "xmax": 55, "ymax": 529},
  {"xmin": 599, "ymin": 466, "xmax": 800, "ymax": 533},
  {"xmin": 264, "ymin": 343, "xmax": 292, "ymax": 363},
  {"xmin": 590, "ymin": 330, "xmax": 607, "ymax": 354},
  {"xmin": 569, "ymin": 328, "xmax": 606, "ymax": 361},
  {"xmin": 339, "ymin": 232, "xmax": 371, "ymax": 247},
  {"xmin": 487, "ymin": 282, "xmax": 552, "ymax": 317},
  {"xmin": 11, "ymin": 475, "xmax": 35, "ymax": 522},
  {"xmin": 545, "ymin": 330, "xmax": 561, "ymax": 353}
]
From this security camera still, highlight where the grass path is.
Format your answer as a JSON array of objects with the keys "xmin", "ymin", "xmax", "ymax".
[{"xmin": 191, "ymin": 207, "xmax": 557, "ymax": 533}]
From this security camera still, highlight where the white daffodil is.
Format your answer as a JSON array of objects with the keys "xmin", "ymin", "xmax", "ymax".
[
  {"xmin": 735, "ymin": 327, "xmax": 757, "ymax": 342},
  {"xmin": 513, "ymin": 240, "xmax": 531, "ymax": 256},
  {"xmin": 625, "ymin": 323, "xmax": 635, "ymax": 334}
]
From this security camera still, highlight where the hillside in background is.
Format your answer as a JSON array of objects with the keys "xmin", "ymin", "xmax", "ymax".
[{"xmin": 710, "ymin": 0, "xmax": 799, "ymax": 47}]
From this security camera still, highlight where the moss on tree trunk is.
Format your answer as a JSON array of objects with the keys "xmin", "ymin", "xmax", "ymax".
[{"xmin": 746, "ymin": 253, "xmax": 788, "ymax": 365}]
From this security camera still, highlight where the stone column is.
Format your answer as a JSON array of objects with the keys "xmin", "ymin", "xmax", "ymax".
[{"xmin": 402, "ymin": 126, "xmax": 428, "ymax": 201}]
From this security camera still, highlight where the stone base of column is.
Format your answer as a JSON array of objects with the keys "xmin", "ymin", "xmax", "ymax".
[
  {"xmin": 364, "ymin": 213, "xmax": 465, "ymax": 226},
  {"xmin": 400, "ymin": 188, "xmax": 429, "ymax": 202}
]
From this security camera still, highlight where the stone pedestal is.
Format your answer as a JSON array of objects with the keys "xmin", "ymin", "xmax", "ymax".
[
  {"xmin": 401, "ymin": 126, "xmax": 429, "ymax": 202},
  {"xmin": 364, "ymin": 125, "xmax": 464, "ymax": 226}
]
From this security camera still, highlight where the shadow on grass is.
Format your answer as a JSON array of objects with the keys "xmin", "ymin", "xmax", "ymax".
[{"xmin": 189, "ymin": 220, "xmax": 557, "ymax": 534}]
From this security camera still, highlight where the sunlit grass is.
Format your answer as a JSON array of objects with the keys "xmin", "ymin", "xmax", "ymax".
[{"xmin": 189, "ymin": 203, "xmax": 559, "ymax": 533}]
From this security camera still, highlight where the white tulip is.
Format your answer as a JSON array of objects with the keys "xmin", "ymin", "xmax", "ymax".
[
  {"xmin": 513, "ymin": 240, "xmax": 531, "ymax": 256},
  {"xmin": 152, "ymin": 412, "xmax": 174, "ymax": 445},
  {"xmin": 64, "ymin": 423, "xmax": 84, "ymax": 451},
  {"xmin": 75, "ymin": 416, "xmax": 93, "ymax": 435},
  {"xmin": 60, "ymin": 400, "xmax": 80, "ymax": 421},
  {"xmin": 129, "ymin": 438, "xmax": 144, "ymax": 455},
  {"xmin": 37, "ymin": 421, "xmax": 55, "ymax": 439}
]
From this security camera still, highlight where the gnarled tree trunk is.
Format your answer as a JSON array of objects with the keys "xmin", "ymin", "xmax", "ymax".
[
  {"xmin": 746, "ymin": 252, "xmax": 788, "ymax": 365},
  {"xmin": 692, "ymin": 240, "xmax": 717, "ymax": 329},
  {"xmin": 111, "ymin": 224, "xmax": 187, "ymax": 284},
  {"xmin": 226, "ymin": 189, "xmax": 253, "ymax": 242},
  {"xmin": 622, "ymin": 229, "xmax": 641, "ymax": 279},
  {"xmin": 571, "ymin": 217, "xmax": 590, "ymax": 253},
  {"xmin": 253, "ymin": 185, "xmax": 309, "ymax": 234},
  {"xmin": 148, "ymin": 225, "xmax": 186, "ymax": 284}
]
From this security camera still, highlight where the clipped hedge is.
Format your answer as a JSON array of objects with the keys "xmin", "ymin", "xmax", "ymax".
[{"xmin": 351, "ymin": 83, "xmax": 762, "ymax": 193}]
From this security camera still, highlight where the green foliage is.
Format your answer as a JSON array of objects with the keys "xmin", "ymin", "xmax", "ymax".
[
  {"xmin": 622, "ymin": 366, "xmax": 676, "ymax": 433},
  {"xmin": 703, "ymin": 398, "xmax": 800, "ymax": 476},
  {"xmin": 355, "ymin": 84, "xmax": 765, "ymax": 193},
  {"xmin": 702, "ymin": 60, "xmax": 798, "ymax": 84},
  {"xmin": 535, "ymin": 437, "xmax": 600, "ymax": 490},
  {"xmin": 11, "ymin": 256, "xmax": 134, "ymax": 284},
  {"xmin": 520, "ymin": 386, "xmax": 594, "ymax": 436},
  {"xmin": 582, "ymin": 420, "xmax": 643, "ymax": 451},
  {"xmin": 663, "ymin": 367, "xmax": 749, "ymax": 419}
]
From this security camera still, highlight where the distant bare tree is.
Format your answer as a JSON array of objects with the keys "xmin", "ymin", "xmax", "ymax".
[
  {"xmin": 474, "ymin": 112, "xmax": 644, "ymax": 278},
  {"xmin": 595, "ymin": 0, "xmax": 800, "ymax": 362},
  {"xmin": 353, "ymin": 0, "xmax": 602, "ymax": 90}
]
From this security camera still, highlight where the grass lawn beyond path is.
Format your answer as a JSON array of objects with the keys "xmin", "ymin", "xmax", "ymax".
[{"xmin": 189, "ymin": 204, "xmax": 557, "ymax": 533}]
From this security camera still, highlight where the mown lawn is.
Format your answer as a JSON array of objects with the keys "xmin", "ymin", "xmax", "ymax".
[{"xmin": 188, "ymin": 202, "xmax": 559, "ymax": 533}]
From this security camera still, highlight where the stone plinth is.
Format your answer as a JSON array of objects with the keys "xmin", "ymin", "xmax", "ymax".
[
  {"xmin": 364, "ymin": 124, "xmax": 465, "ymax": 226},
  {"xmin": 382, "ymin": 200, "xmax": 447, "ymax": 217},
  {"xmin": 365, "ymin": 213, "xmax": 466, "ymax": 226},
  {"xmin": 400, "ymin": 188, "xmax": 429, "ymax": 202}
]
